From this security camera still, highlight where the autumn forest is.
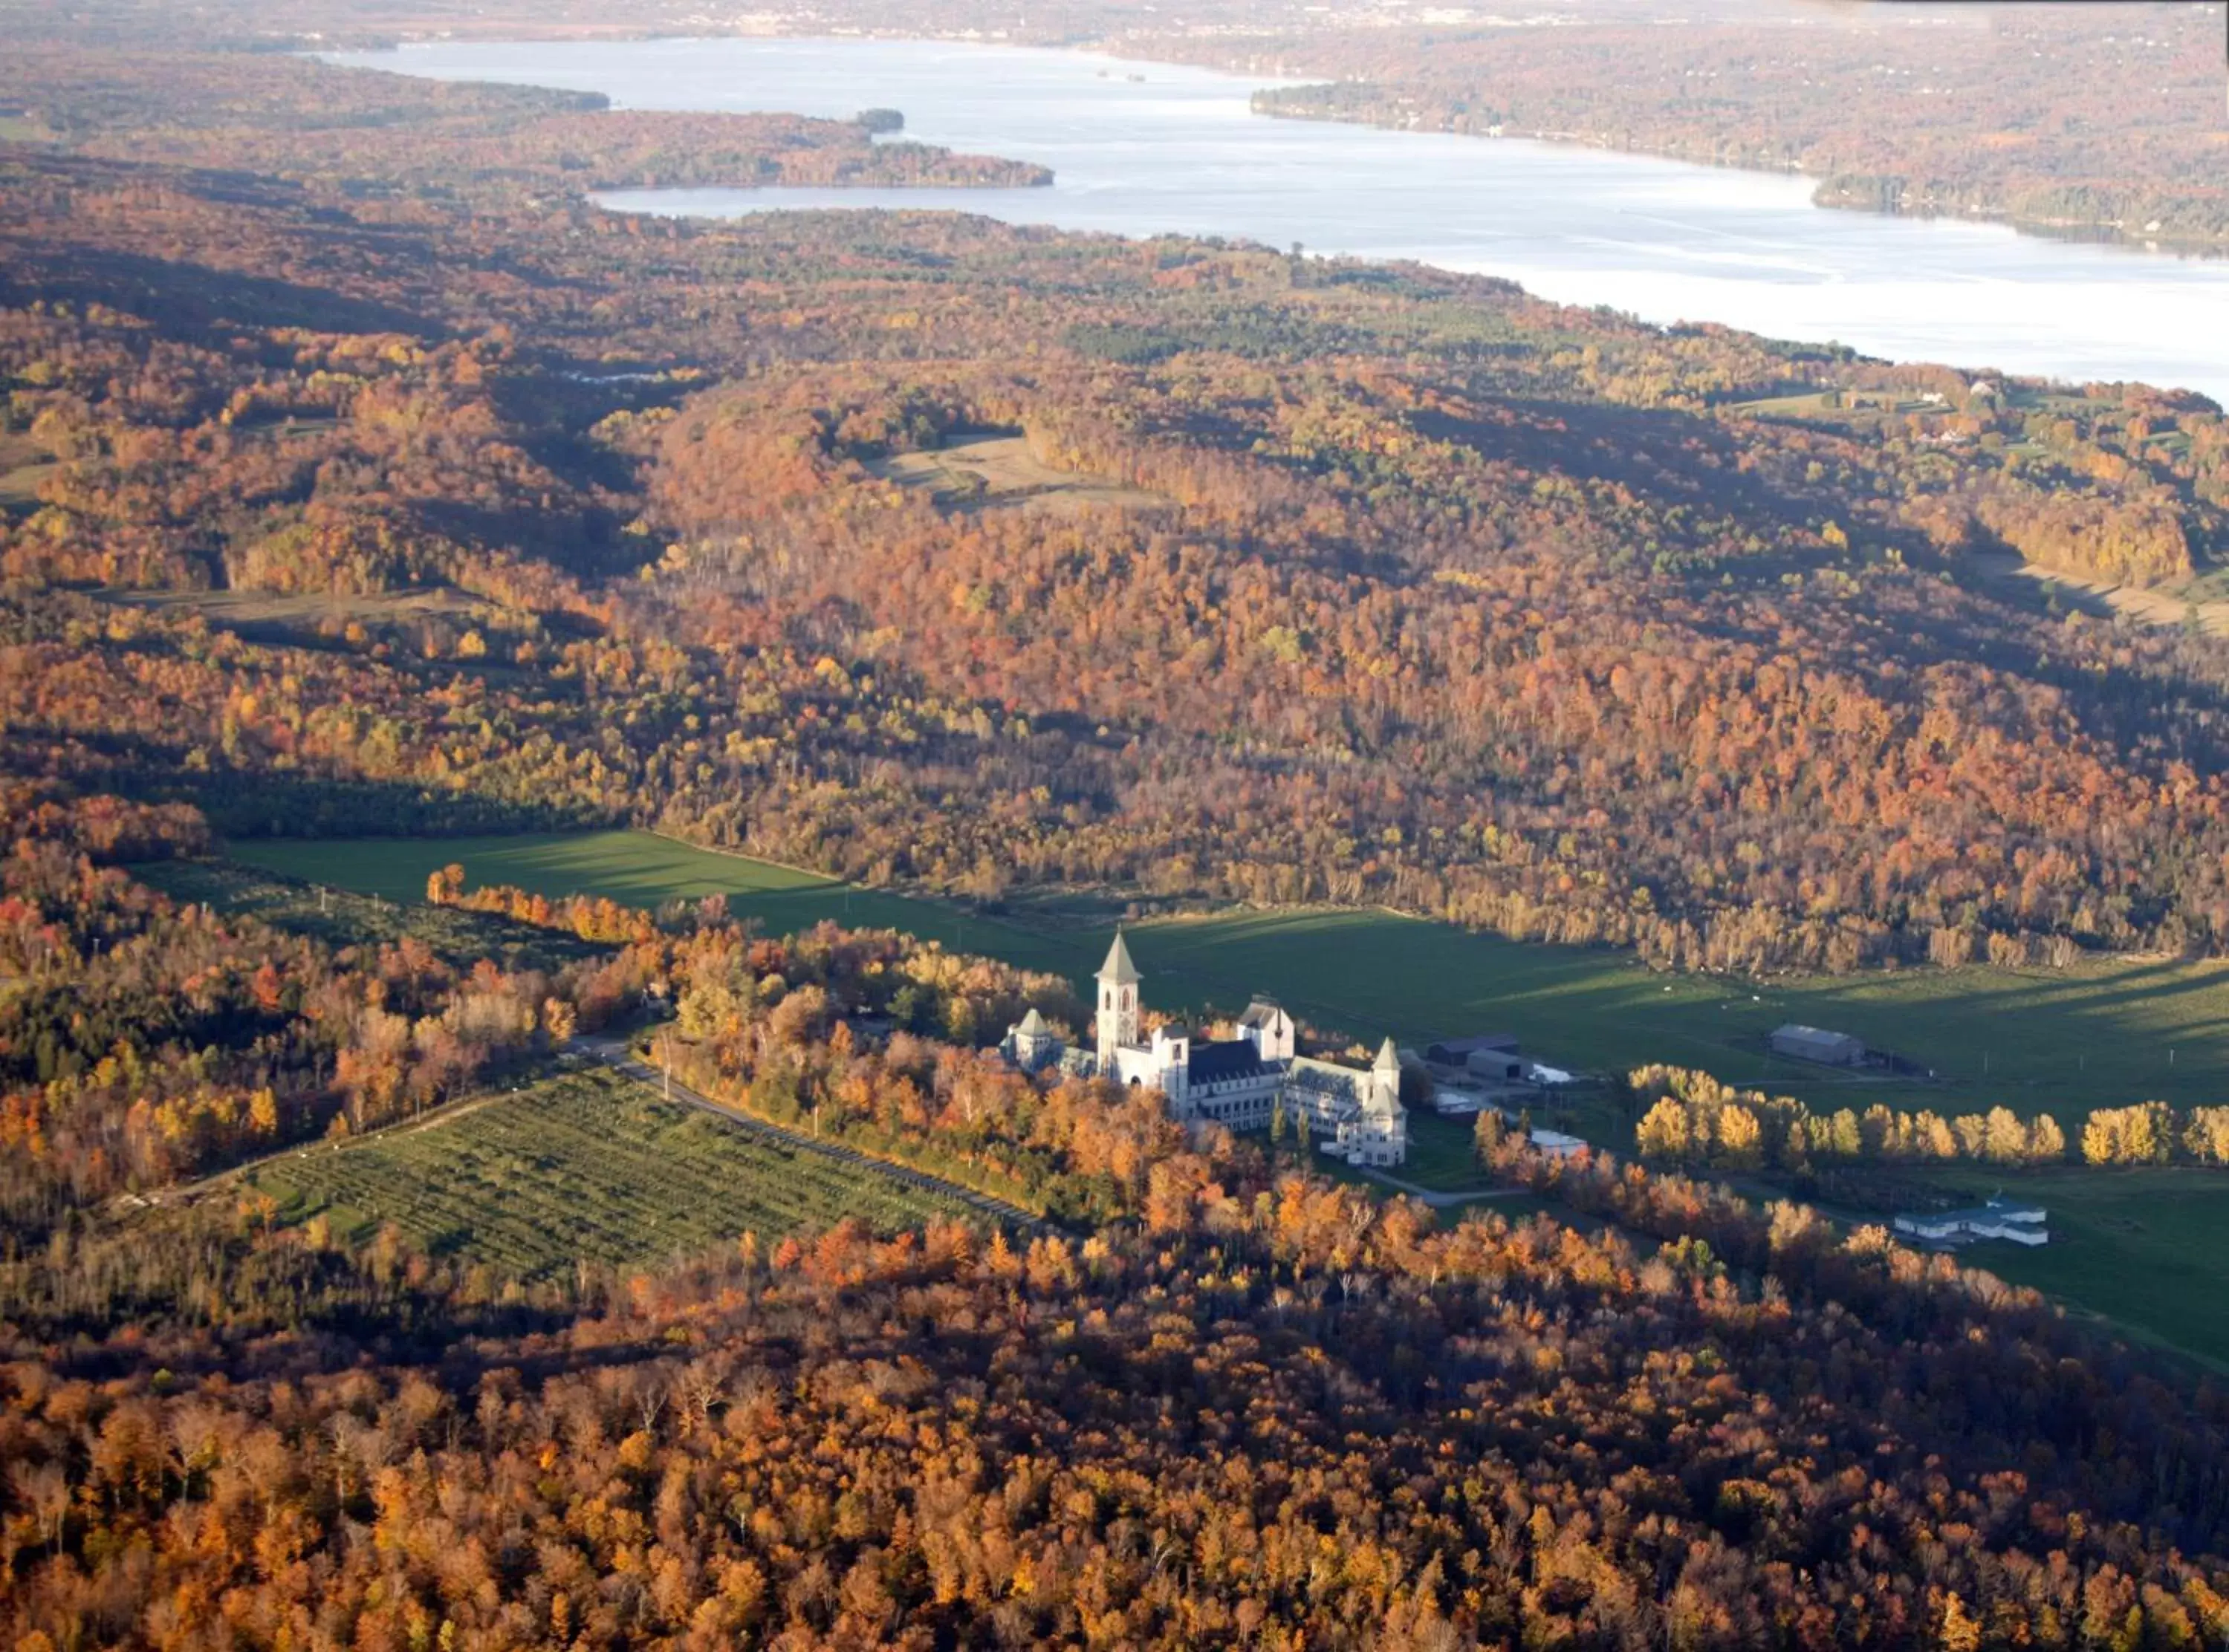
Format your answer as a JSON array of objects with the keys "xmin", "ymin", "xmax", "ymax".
[{"xmin": 6, "ymin": 7, "xmax": 2229, "ymax": 1648}]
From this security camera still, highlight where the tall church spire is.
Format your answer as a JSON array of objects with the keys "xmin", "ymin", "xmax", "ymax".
[
  {"xmin": 1368, "ymin": 1035, "xmax": 1404, "ymax": 1116},
  {"xmin": 1095, "ymin": 929, "xmax": 1142, "ymax": 1067},
  {"xmin": 1097, "ymin": 929, "xmax": 1141, "ymax": 987}
]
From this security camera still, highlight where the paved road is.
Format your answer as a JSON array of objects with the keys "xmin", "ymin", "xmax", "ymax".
[
  {"xmin": 1355, "ymin": 1168, "xmax": 1536, "ymax": 1208},
  {"xmin": 577, "ymin": 1037, "xmax": 1052, "ymax": 1235}
]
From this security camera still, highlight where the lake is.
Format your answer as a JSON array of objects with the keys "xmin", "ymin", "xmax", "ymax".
[{"xmin": 328, "ymin": 36, "xmax": 2229, "ymax": 401}]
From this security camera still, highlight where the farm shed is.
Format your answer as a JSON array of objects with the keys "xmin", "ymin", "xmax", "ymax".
[
  {"xmin": 1425, "ymin": 1033, "xmax": 1520, "ymax": 1069},
  {"xmin": 1769, "ymin": 1024, "xmax": 1866, "ymax": 1067}
]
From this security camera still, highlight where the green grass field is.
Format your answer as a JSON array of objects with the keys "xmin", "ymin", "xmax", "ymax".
[
  {"xmin": 224, "ymin": 830, "xmax": 2229, "ymax": 1123},
  {"xmin": 1891, "ymin": 1165, "xmax": 2229, "ymax": 1370},
  {"xmin": 225, "ymin": 830, "xmax": 1083, "ymax": 977},
  {"xmin": 1128, "ymin": 909, "xmax": 2229, "ymax": 1131},
  {"xmin": 212, "ymin": 828, "xmax": 2229, "ymax": 1364},
  {"xmin": 137, "ymin": 859, "xmax": 605, "ymax": 971},
  {"xmin": 243, "ymin": 1067, "xmax": 978, "ymax": 1281}
]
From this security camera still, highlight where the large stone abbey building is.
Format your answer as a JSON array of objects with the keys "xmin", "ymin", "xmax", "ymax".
[{"xmin": 1003, "ymin": 931, "xmax": 1408, "ymax": 1168}]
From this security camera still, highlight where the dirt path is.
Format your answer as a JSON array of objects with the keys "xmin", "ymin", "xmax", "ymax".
[{"xmin": 1354, "ymin": 1168, "xmax": 1536, "ymax": 1208}]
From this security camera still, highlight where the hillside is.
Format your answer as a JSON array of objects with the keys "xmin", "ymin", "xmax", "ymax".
[
  {"xmin": 12, "ymin": 18, "xmax": 2229, "ymax": 1651},
  {"xmin": 7, "ymin": 833, "xmax": 2229, "ymax": 1647},
  {"xmin": 3, "ymin": 42, "xmax": 2228, "ymax": 974},
  {"xmin": 10, "ymin": 1169, "xmax": 2229, "ymax": 1648}
]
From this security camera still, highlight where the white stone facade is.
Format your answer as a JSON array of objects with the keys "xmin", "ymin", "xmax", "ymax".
[{"xmin": 1009, "ymin": 931, "xmax": 1407, "ymax": 1168}]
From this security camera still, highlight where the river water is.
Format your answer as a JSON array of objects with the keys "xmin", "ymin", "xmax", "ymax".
[{"xmin": 328, "ymin": 36, "xmax": 2229, "ymax": 400}]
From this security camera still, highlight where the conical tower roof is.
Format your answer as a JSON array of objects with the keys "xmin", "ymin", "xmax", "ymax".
[
  {"xmin": 1016, "ymin": 1007, "xmax": 1049, "ymax": 1037},
  {"xmin": 1375, "ymin": 1035, "xmax": 1401, "ymax": 1073},
  {"xmin": 1097, "ymin": 928, "xmax": 1141, "ymax": 986}
]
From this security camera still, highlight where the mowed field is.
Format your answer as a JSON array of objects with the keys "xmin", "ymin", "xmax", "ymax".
[
  {"xmin": 225, "ymin": 830, "xmax": 1083, "ymax": 978},
  {"xmin": 224, "ymin": 830, "xmax": 2229, "ymax": 1122},
  {"xmin": 1893, "ymin": 1165, "xmax": 2229, "ymax": 1370},
  {"xmin": 1131, "ymin": 911, "xmax": 2229, "ymax": 1128},
  {"xmin": 139, "ymin": 858, "xmax": 603, "ymax": 972},
  {"xmin": 243, "ymin": 1066, "xmax": 978, "ymax": 1282},
  {"xmin": 214, "ymin": 830, "xmax": 2229, "ymax": 1365}
]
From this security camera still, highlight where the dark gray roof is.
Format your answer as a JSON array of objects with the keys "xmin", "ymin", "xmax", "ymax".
[
  {"xmin": 1427, "ymin": 1034, "xmax": 1519, "ymax": 1059},
  {"xmin": 1097, "ymin": 929, "xmax": 1141, "ymax": 986},
  {"xmin": 1285, "ymin": 1058, "xmax": 1366, "ymax": 1099},
  {"xmin": 1186, "ymin": 1038, "xmax": 1276, "ymax": 1084}
]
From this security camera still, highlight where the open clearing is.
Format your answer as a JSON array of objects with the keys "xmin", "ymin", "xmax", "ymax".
[
  {"xmin": 223, "ymin": 830, "xmax": 2229, "ymax": 1122},
  {"xmin": 1129, "ymin": 909, "xmax": 2229, "ymax": 1128},
  {"xmin": 244, "ymin": 1066, "xmax": 978, "ymax": 1282},
  {"xmin": 0, "ymin": 431, "xmax": 57, "ymax": 510},
  {"xmin": 220, "ymin": 829, "xmax": 2229, "ymax": 1362},
  {"xmin": 1970, "ymin": 550, "xmax": 2229, "ymax": 638},
  {"xmin": 139, "ymin": 858, "xmax": 604, "ymax": 971},
  {"xmin": 223, "ymin": 830, "xmax": 1085, "ymax": 977},
  {"xmin": 103, "ymin": 585, "xmax": 487, "ymax": 629},
  {"xmin": 868, "ymin": 432, "xmax": 1169, "ymax": 516},
  {"xmin": 1892, "ymin": 1165, "xmax": 2229, "ymax": 1370}
]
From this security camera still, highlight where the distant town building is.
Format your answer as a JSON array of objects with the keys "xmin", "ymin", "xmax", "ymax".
[
  {"xmin": 999, "ymin": 932, "xmax": 1408, "ymax": 1167},
  {"xmin": 1893, "ymin": 1197, "xmax": 2048, "ymax": 1248},
  {"xmin": 1768, "ymin": 1024, "xmax": 1866, "ymax": 1067}
]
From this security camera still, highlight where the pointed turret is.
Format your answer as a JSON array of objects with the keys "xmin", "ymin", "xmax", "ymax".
[
  {"xmin": 1097, "ymin": 929, "xmax": 1141, "ymax": 986},
  {"xmin": 1095, "ymin": 929, "xmax": 1143, "ymax": 1068},
  {"xmin": 1366, "ymin": 1035, "xmax": 1404, "ymax": 1119}
]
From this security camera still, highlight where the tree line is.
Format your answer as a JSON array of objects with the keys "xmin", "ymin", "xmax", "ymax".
[{"xmin": 1629, "ymin": 1064, "xmax": 2229, "ymax": 1174}]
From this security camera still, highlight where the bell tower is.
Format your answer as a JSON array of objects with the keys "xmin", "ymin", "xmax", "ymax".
[
  {"xmin": 1095, "ymin": 929, "xmax": 1142, "ymax": 1069},
  {"xmin": 1370, "ymin": 1035, "xmax": 1403, "ymax": 1113}
]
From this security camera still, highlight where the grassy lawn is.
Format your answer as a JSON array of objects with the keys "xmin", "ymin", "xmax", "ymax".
[
  {"xmin": 1127, "ymin": 908, "xmax": 2229, "ymax": 1125},
  {"xmin": 224, "ymin": 830, "xmax": 1085, "ymax": 978},
  {"xmin": 224, "ymin": 832, "xmax": 2229, "ymax": 1125},
  {"xmin": 243, "ymin": 1067, "xmax": 978, "ymax": 1282},
  {"xmin": 137, "ymin": 858, "xmax": 604, "ymax": 971},
  {"xmin": 1889, "ymin": 1164, "xmax": 2229, "ymax": 1371},
  {"xmin": 212, "ymin": 830, "xmax": 2229, "ymax": 1362},
  {"xmin": 1382, "ymin": 1112, "xmax": 1494, "ymax": 1193}
]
